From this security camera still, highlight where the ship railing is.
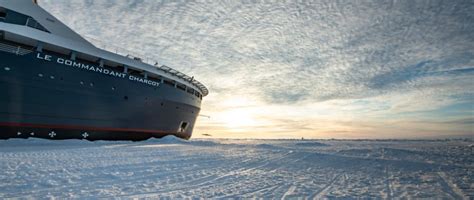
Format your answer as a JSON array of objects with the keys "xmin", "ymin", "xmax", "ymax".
[
  {"xmin": 85, "ymin": 36, "xmax": 208, "ymax": 96},
  {"xmin": 0, "ymin": 40, "xmax": 34, "ymax": 55}
]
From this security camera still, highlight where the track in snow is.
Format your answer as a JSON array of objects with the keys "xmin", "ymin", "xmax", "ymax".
[{"xmin": 0, "ymin": 137, "xmax": 472, "ymax": 199}]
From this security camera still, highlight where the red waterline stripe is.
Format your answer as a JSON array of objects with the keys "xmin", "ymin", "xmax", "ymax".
[{"xmin": 0, "ymin": 122, "xmax": 170, "ymax": 134}]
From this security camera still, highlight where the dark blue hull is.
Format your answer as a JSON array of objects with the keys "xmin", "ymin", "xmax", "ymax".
[{"xmin": 0, "ymin": 49, "xmax": 201, "ymax": 140}]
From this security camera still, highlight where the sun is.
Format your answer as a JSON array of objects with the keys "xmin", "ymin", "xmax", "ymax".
[{"xmin": 220, "ymin": 109, "xmax": 258, "ymax": 131}]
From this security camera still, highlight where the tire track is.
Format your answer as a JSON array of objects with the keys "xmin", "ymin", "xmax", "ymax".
[{"xmin": 310, "ymin": 173, "xmax": 343, "ymax": 199}]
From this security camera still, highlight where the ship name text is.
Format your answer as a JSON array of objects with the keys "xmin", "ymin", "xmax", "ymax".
[{"xmin": 36, "ymin": 53, "xmax": 160, "ymax": 87}]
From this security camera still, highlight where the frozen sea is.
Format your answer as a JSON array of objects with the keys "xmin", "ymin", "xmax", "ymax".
[{"xmin": 0, "ymin": 137, "xmax": 472, "ymax": 199}]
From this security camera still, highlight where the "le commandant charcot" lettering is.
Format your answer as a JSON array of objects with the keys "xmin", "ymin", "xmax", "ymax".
[{"xmin": 36, "ymin": 53, "xmax": 160, "ymax": 87}]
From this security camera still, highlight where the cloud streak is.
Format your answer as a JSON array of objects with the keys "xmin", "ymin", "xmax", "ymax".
[{"xmin": 40, "ymin": 0, "xmax": 474, "ymax": 138}]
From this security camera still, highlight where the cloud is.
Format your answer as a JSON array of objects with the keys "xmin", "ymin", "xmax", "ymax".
[{"xmin": 39, "ymin": 0, "xmax": 474, "ymax": 138}]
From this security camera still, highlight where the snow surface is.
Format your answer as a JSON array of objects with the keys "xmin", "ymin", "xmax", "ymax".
[{"xmin": 0, "ymin": 137, "xmax": 473, "ymax": 199}]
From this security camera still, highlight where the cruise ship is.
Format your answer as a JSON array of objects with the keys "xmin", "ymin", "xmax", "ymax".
[{"xmin": 0, "ymin": 0, "xmax": 208, "ymax": 140}]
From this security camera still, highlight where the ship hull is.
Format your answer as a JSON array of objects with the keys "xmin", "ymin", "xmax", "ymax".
[{"xmin": 0, "ymin": 50, "xmax": 201, "ymax": 140}]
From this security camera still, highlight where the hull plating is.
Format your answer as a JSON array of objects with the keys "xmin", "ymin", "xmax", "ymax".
[{"xmin": 0, "ymin": 51, "xmax": 201, "ymax": 140}]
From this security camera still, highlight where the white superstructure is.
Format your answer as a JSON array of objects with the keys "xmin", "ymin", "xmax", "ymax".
[{"xmin": 0, "ymin": 0, "xmax": 208, "ymax": 96}]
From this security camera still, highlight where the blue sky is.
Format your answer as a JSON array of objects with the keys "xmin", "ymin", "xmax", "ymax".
[{"xmin": 41, "ymin": 0, "xmax": 473, "ymax": 139}]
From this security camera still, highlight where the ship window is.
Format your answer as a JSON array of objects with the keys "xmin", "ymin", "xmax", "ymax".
[
  {"xmin": 177, "ymin": 84, "xmax": 186, "ymax": 91},
  {"xmin": 187, "ymin": 88, "xmax": 194, "ymax": 94},
  {"xmin": 163, "ymin": 79, "xmax": 174, "ymax": 86},
  {"xmin": 38, "ymin": 73, "xmax": 43, "ymax": 77},
  {"xmin": 112, "ymin": 86, "xmax": 116, "ymax": 91},
  {"xmin": 116, "ymin": 65, "xmax": 124, "ymax": 72},
  {"xmin": 0, "ymin": 8, "xmax": 6, "ymax": 18},
  {"xmin": 25, "ymin": 17, "xmax": 49, "ymax": 33},
  {"xmin": 4, "ymin": 67, "xmax": 10, "ymax": 71},
  {"xmin": 90, "ymin": 83, "xmax": 94, "ymax": 87},
  {"xmin": 0, "ymin": 9, "xmax": 49, "ymax": 32},
  {"xmin": 50, "ymin": 75, "xmax": 55, "ymax": 79},
  {"xmin": 0, "ymin": 11, "xmax": 6, "ymax": 20},
  {"xmin": 80, "ymin": 81, "xmax": 84, "ymax": 85},
  {"xmin": 124, "ymin": 96, "xmax": 128, "ymax": 100},
  {"xmin": 128, "ymin": 69, "xmax": 141, "ymax": 76}
]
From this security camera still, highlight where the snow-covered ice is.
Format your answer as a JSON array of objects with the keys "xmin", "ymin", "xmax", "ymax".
[{"xmin": 0, "ymin": 137, "xmax": 472, "ymax": 199}]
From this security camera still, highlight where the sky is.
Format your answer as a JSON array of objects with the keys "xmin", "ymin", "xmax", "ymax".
[{"xmin": 40, "ymin": 0, "xmax": 473, "ymax": 139}]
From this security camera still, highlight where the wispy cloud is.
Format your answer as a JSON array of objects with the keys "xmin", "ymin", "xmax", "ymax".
[{"xmin": 41, "ymin": 0, "xmax": 474, "ymax": 138}]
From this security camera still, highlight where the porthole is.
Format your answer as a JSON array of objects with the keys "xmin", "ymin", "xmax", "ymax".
[
  {"xmin": 90, "ymin": 83, "xmax": 94, "ymax": 87},
  {"xmin": 4, "ymin": 67, "xmax": 10, "ymax": 71},
  {"xmin": 38, "ymin": 73, "xmax": 44, "ymax": 77},
  {"xmin": 80, "ymin": 81, "xmax": 84, "ymax": 85},
  {"xmin": 112, "ymin": 87, "xmax": 116, "ymax": 91},
  {"xmin": 50, "ymin": 75, "xmax": 55, "ymax": 79}
]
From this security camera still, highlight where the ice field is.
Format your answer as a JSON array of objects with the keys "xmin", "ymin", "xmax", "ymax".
[{"xmin": 0, "ymin": 137, "xmax": 472, "ymax": 199}]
